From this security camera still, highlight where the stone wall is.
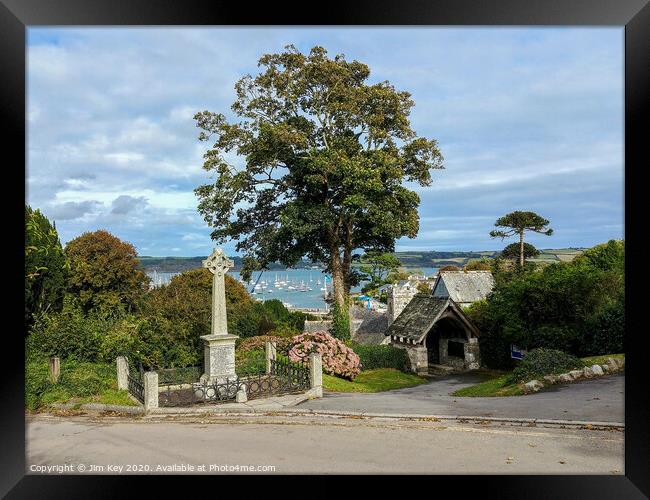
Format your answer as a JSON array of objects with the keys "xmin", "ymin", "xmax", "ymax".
[
  {"xmin": 303, "ymin": 320, "xmax": 332, "ymax": 333},
  {"xmin": 387, "ymin": 282, "xmax": 420, "ymax": 325},
  {"xmin": 392, "ymin": 342, "xmax": 428, "ymax": 375}
]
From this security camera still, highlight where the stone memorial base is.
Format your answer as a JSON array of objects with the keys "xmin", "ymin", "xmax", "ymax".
[{"xmin": 200, "ymin": 333, "xmax": 239, "ymax": 384}]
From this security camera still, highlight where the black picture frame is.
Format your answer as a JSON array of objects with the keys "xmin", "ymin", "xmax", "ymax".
[{"xmin": 2, "ymin": 0, "xmax": 648, "ymax": 496}]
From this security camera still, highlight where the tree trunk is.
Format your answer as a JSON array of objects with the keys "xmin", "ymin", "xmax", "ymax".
[
  {"xmin": 330, "ymin": 249, "xmax": 346, "ymax": 308},
  {"xmin": 519, "ymin": 230, "xmax": 525, "ymax": 268},
  {"xmin": 342, "ymin": 239, "xmax": 353, "ymax": 296}
]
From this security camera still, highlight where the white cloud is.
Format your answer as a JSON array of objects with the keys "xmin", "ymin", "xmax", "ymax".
[{"xmin": 27, "ymin": 27, "xmax": 624, "ymax": 255}]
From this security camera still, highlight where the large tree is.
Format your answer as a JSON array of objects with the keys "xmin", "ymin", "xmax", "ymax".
[
  {"xmin": 65, "ymin": 230, "xmax": 150, "ymax": 314},
  {"xmin": 489, "ymin": 211, "xmax": 553, "ymax": 268},
  {"xmin": 25, "ymin": 205, "xmax": 68, "ymax": 329},
  {"xmin": 193, "ymin": 45, "xmax": 444, "ymax": 310}
]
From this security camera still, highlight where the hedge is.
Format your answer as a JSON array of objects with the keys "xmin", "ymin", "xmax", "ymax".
[
  {"xmin": 510, "ymin": 348, "xmax": 583, "ymax": 383},
  {"xmin": 348, "ymin": 342, "xmax": 410, "ymax": 372}
]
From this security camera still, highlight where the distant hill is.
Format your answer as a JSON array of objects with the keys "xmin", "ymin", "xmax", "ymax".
[
  {"xmin": 392, "ymin": 251, "xmax": 496, "ymax": 268},
  {"xmin": 137, "ymin": 256, "xmax": 322, "ymax": 273},
  {"xmin": 138, "ymin": 248, "xmax": 588, "ymax": 273}
]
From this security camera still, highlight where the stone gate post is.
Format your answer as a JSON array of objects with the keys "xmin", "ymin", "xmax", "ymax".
[
  {"xmin": 308, "ymin": 353, "xmax": 323, "ymax": 398},
  {"xmin": 116, "ymin": 356, "xmax": 129, "ymax": 390},
  {"xmin": 48, "ymin": 357, "xmax": 60, "ymax": 384},
  {"xmin": 143, "ymin": 371, "xmax": 159, "ymax": 411},
  {"xmin": 266, "ymin": 341, "xmax": 277, "ymax": 374}
]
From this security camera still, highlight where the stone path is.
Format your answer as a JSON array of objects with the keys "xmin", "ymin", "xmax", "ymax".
[{"xmin": 297, "ymin": 372, "xmax": 625, "ymax": 423}]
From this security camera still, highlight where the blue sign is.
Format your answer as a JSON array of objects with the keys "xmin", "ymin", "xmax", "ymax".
[{"xmin": 511, "ymin": 345, "xmax": 527, "ymax": 360}]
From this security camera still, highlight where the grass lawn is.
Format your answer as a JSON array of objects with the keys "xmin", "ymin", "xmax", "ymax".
[
  {"xmin": 452, "ymin": 374, "xmax": 524, "ymax": 397},
  {"xmin": 581, "ymin": 353, "xmax": 624, "ymax": 366},
  {"xmin": 26, "ymin": 359, "xmax": 138, "ymax": 410},
  {"xmin": 323, "ymin": 368, "xmax": 428, "ymax": 393},
  {"xmin": 452, "ymin": 353, "xmax": 624, "ymax": 398}
]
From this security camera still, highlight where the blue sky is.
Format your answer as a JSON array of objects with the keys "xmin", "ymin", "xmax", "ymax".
[{"xmin": 26, "ymin": 27, "xmax": 624, "ymax": 257}]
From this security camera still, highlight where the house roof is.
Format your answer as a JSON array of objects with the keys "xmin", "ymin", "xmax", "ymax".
[
  {"xmin": 433, "ymin": 271, "xmax": 495, "ymax": 303},
  {"xmin": 385, "ymin": 294, "xmax": 479, "ymax": 343},
  {"xmin": 351, "ymin": 307, "xmax": 389, "ymax": 345}
]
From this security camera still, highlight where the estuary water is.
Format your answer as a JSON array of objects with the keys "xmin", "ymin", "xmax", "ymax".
[{"xmin": 147, "ymin": 267, "xmax": 439, "ymax": 310}]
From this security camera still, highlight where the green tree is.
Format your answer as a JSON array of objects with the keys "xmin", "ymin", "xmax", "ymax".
[
  {"xmin": 385, "ymin": 267, "xmax": 414, "ymax": 283},
  {"xmin": 359, "ymin": 251, "xmax": 401, "ymax": 293},
  {"xmin": 573, "ymin": 239, "xmax": 624, "ymax": 274},
  {"xmin": 464, "ymin": 258, "xmax": 492, "ymax": 271},
  {"xmin": 489, "ymin": 211, "xmax": 553, "ymax": 268},
  {"xmin": 25, "ymin": 206, "xmax": 68, "ymax": 330},
  {"xmin": 65, "ymin": 230, "xmax": 150, "ymax": 315},
  {"xmin": 500, "ymin": 242, "xmax": 540, "ymax": 262},
  {"xmin": 469, "ymin": 240, "xmax": 624, "ymax": 368},
  {"xmin": 193, "ymin": 45, "xmax": 444, "ymax": 324}
]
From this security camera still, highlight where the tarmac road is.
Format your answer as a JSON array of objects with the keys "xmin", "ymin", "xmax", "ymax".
[
  {"xmin": 25, "ymin": 414, "xmax": 623, "ymax": 475},
  {"xmin": 298, "ymin": 373, "xmax": 625, "ymax": 423}
]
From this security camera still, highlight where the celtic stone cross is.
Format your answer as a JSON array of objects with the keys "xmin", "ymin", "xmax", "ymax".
[{"xmin": 202, "ymin": 247, "xmax": 234, "ymax": 336}]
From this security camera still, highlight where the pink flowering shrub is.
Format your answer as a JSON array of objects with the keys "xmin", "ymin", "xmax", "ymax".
[{"xmin": 288, "ymin": 331, "xmax": 361, "ymax": 380}]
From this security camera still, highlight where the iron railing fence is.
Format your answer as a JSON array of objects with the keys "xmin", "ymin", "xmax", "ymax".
[
  {"xmin": 269, "ymin": 356, "xmax": 311, "ymax": 391},
  {"xmin": 156, "ymin": 356, "xmax": 311, "ymax": 407},
  {"xmin": 127, "ymin": 361, "xmax": 145, "ymax": 403}
]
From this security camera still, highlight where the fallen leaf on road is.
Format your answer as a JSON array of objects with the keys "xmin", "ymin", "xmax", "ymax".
[
  {"xmin": 559, "ymin": 461, "xmax": 566, "ymax": 464},
  {"xmin": 528, "ymin": 443, "xmax": 536, "ymax": 447}
]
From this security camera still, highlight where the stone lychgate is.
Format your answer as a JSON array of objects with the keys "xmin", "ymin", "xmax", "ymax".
[{"xmin": 385, "ymin": 295, "xmax": 481, "ymax": 375}]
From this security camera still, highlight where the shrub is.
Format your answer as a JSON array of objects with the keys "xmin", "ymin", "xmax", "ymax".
[
  {"xmin": 510, "ymin": 348, "xmax": 583, "ymax": 383},
  {"xmin": 25, "ymin": 358, "xmax": 118, "ymax": 410},
  {"xmin": 235, "ymin": 348, "xmax": 266, "ymax": 376},
  {"xmin": 25, "ymin": 358, "xmax": 52, "ymax": 410},
  {"xmin": 585, "ymin": 300, "xmax": 624, "ymax": 355},
  {"xmin": 97, "ymin": 316, "xmax": 141, "ymax": 362},
  {"xmin": 330, "ymin": 302, "xmax": 351, "ymax": 341},
  {"xmin": 348, "ymin": 342, "xmax": 409, "ymax": 371},
  {"xmin": 236, "ymin": 335, "xmax": 293, "ymax": 355},
  {"xmin": 464, "ymin": 258, "xmax": 492, "ymax": 271},
  {"xmin": 529, "ymin": 325, "xmax": 580, "ymax": 354},
  {"xmin": 235, "ymin": 335, "xmax": 298, "ymax": 376},
  {"xmin": 288, "ymin": 331, "xmax": 361, "ymax": 380},
  {"xmin": 27, "ymin": 303, "xmax": 106, "ymax": 361}
]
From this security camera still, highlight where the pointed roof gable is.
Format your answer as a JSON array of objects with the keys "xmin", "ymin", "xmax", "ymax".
[
  {"xmin": 432, "ymin": 271, "xmax": 495, "ymax": 303},
  {"xmin": 385, "ymin": 294, "xmax": 479, "ymax": 343}
]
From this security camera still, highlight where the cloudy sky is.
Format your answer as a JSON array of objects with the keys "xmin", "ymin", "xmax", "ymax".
[{"xmin": 27, "ymin": 27, "xmax": 624, "ymax": 257}]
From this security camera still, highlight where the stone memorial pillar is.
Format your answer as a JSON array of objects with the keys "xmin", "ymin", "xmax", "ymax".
[{"xmin": 200, "ymin": 247, "xmax": 239, "ymax": 384}]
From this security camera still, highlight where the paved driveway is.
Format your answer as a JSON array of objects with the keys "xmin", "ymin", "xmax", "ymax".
[{"xmin": 298, "ymin": 373, "xmax": 624, "ymax": 423}]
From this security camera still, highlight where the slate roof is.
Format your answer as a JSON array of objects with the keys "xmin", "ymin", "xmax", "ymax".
[
  {"xmin": 433, "ymin": 271, "xmax": 495, "ymax": 304},
  {"xmin": 351, "ymin": 307, "xmax": 389, "ymax": 345},
  {"xmin": 385, "ymin": 295, "xmax": 451, "ymax": 342}
]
